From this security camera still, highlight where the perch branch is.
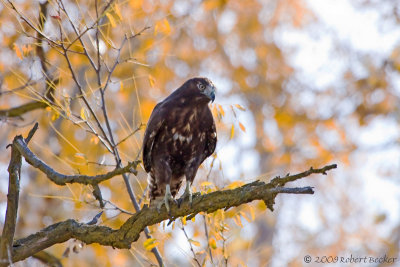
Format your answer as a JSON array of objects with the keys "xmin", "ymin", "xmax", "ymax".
[{"xmin": 10, "ymin": 164, "xmax": 336, "ymax": 264}]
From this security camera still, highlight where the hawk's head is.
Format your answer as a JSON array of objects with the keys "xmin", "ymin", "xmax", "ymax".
[{"xmin": 188, "ymin": 77, "xmax": 216, "ymax": 103}]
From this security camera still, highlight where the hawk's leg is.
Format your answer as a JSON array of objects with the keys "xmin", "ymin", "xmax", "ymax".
[
  {"xmin": 156, "ymin": 184, "xmax": 176, "ymax": 214},
  {"xmin": 178, "ymin": 179, "xmax": 192, "ymax": 208}
]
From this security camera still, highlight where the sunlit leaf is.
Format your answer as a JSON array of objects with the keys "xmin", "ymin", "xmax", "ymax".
[
  {"xmin": 209, "ymin": 238, "xmax": 217, "ymax": 249},
  {"xmin": 90, "ymin": 136, "xmax": 99, "ymax": 145},
  {"xmin": 235, "ymin": 104, "xmax": 246, "ymax": 111},
  {"xmin": 189, "ymin": 239, "xmax": 201, "ymax": 247},
  {"xmin": 13, "ymin": 44, "xmax": 23, "ymax": 60},
  {"xmin": 238, "ymin": 122, "xmax": 246, "ymax": 132},
  {"xmin": 200, "ymin": 181, "xmax": 213, "ymax": 187},
  {"xmin": 74, "ymin": 153, "xmax": 86, "ymax": 160},
  {"xmin": 230, "ymin": 124, "xmax": 234, "ymax": 139},
  {"xmin": 240, "ymin": 211, "xmax": 251, "ymax": 223},
  {"xmin": 217, "ymin": 104, "xmax": 225, "ymax": 117},
  {"xmin": 149, "ymin": 75, "xmax": 156, "ymax": 88},
  {"xmin": 227, "ymin": 181, "xmax": 244, "ymax": 189},
  {"xmin": 233, "ymin": 215, "xmax": 243, "ymax": 227},
  {"xmin": 249, "ymin": 205, "xmax": 255, "ymax": 221},
  {"xmin": 106, "ymin": 12, "xmax": 116, "ymax": 27},
  {"xmin": 182, "ymin": 216, "xmax": 187, "ymax": 225},
  {"xmin": 80, "ymin": 107, "xmax": 87, "ymax": 120},
  {"xmin": 115, "ymin": 4, "xmax": 123, "ymax": 20},
  {"xmin": 21, "ymin": 44, "xmax": 32, "ymax": 55},
  {"xmin": 143, "ymin": 238, "xmax": 159, "ymax": 251},
  {"xmin": 154, "ymin": 18, "xmax": 171, "ymax": 35}
]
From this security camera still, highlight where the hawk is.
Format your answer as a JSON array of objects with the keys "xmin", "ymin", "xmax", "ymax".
[{"xmin": 143, "ymin": 77, "xmax": 217, "ymax": 213}]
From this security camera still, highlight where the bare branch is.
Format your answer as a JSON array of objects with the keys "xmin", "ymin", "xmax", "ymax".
[
  {"xmin": 10, "ymin": 164, "xmax": 336, "ymax": 264},
  {"xmin": 0, "ymin": 101, "xmax": 48, "ymax": 119},
  {"xmin": 270, "ymin": 164, "xmax": 338, "ymax": 187},
  {"xmin": 0, "ymin": 137, "xmax": 22, "ymax": 265},
  {"xmin": 13, "ymin": 135, "xmax": 139, "ymax": 186},
  {"xmin": 0, "ymin": 124, "xmax": 38, "ymax": 266}
]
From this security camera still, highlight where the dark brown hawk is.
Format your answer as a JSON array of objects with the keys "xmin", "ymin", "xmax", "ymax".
[{"xmin": 143, "ymin": 77, "xmax": 217, "ymax": 212}]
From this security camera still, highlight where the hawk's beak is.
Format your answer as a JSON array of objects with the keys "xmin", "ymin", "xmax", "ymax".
[
  {"xmin": 205, "ymin": 85, "xmax": 216, "ymax": 103},
  {"xmin": 210, "ymin": 90, "xmax": 215, "ymax": 103}
]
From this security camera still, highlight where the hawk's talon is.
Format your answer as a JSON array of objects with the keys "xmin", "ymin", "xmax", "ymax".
[
  {"xmin": 178, "ymin": 181, "xmax": 192, "ymax": 208},
  {"xmin": 156, "ymin": 184, "xmax": 176, "ymax": 214}
]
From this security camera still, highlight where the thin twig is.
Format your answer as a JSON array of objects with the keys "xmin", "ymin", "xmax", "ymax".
[
  {"xmin": 180, "ymin": 225, "xmax": 202, "ymax": 267},
  {"xmin": 114, "ymin": 124, "xmax": 144, "ymax": 148},
  {"xmin": 203, "ymin": 215, "xmax": 214, "ymax": 264}
]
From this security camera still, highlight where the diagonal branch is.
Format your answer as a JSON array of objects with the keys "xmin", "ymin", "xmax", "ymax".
[
  {"xmin": 10, "ymin": 164, "xmax": 336, "ymax": 264},
  {"xmin": 13, "ymin": 135, "xmax": 139, "ymax": 186}
]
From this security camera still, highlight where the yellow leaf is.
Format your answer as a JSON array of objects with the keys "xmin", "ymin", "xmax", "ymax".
[
  {"xmin": 227, "ymin": 180, "xmax": 244, "ymax": 189},
  {"xmin": 240, "ymin": 211, "xmax": 251, "ymax": 223},
  {"xmin": 181, "ymin": 216, "xmax": 187, "ymax": 225},
  {"xmin": 189, "ymin": 239, "xmax": 201, "ymax": 247},
  {"xmin": 191, "ymin": 216, "xmax": 196, "ymax": 222},
  {"xmin": 149, "ymin": 75, "xmax": 155, "ymax": 88},
  {"xmin": 80, "ymin": 107, "xmax": 87, "ymax": 120},
  {"xmin": 230, "ymin": 124, "xmax": 234, "ymax": 139},
  {"xmin": 209, "ymin": 238, "xmax": 217, "ymax": 249},
  {"xmin": 154, "ymin": 18, "xmax": 171, "ymax": 35},
  {"xmin": 74, "ymin": 153, "xmax": 86, "ymax": 160},
  {"xmin": 90, "ymin": 136, "xmax": 99, "ymax": 145},
  {"xmin": 200, "ymin": 181, "xmax": 213, "ymax": 187},
  {"xmin": 217, "ymin": 104, "xmax": 225, "ymax": 116},
  {"xmin": 249, "ymin": 205, "xmax": 255, "ymax": 221},
  {"xmin": 22, "ymin": 44, "xmax": 32, "ymax": 55},
  {"xmin": 239, "ymin": 122, "xmax": 246, "ymax": 132},
  {"xmin": 203, "ymin": 0, "xmax": 223, "ymax": 10},
  {"xmin": 115, "ymin": 4, "xmax": 123, "ymax": 20},
  {"xmin": 235, "ymin": 104, "xmax": 246, "ymax": 111},
  {"xmin": 106, "ymin": 12, "xmax": 116, "ymax": 27},
  {"xmin": 120, "ymin": 81, "xmax": 123, "ymax": 91},
  {"xmin": 234, "ymin": 215, "xmax": 243, "ymax": 228},
  {"xmin": 143, "ymin": 238, "xmax": 159, "ymax": 251},
  {"xmin": 51, "ymin": 111, "xmax": 59, "ymax": 121},
  {"xmin": 13, "ymin": 44, "xmax": 23, "ymax": 60}
]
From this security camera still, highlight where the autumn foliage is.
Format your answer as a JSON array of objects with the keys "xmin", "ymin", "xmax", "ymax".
[{"xmin": 0, "ymin": 0, "xmax": 399, "ymax": 266}]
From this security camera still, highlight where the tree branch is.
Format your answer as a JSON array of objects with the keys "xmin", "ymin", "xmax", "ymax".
[
  {"xmin": 10, "ymin": 164, "xmax": 336, "ymax": 264},
  {"xmin": 12, "ymin": 135, "xmax": 139, "ymax": 186},
  {"xmin": 0, "ymin": 101, "xmax": 48, "ymax": 119},
  {"xmin": 0, "ymin": 124, "xmax": 39, "ymax": 266},
  {"xmin": 32, "ymin": 251, "xmax": 62, "ymax": 267}
]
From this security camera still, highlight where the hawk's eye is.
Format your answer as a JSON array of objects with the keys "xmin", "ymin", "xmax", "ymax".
[{"xmin": 198, "ymin": 83, "xmax": 205, "ymax": 91}]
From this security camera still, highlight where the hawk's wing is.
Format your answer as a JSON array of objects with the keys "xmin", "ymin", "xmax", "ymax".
[
  {"xmin": 143, "ymin": 103, "xmax": 164, "ymax": 173},
  {"xmin": 202, "ymin": 109, "xmax": 217, "ymax": 163}
]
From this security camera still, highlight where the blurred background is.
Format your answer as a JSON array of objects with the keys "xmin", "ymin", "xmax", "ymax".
[{"xmin": 0, "ymin": 0, "xmax": 399, "ymax": 266}]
